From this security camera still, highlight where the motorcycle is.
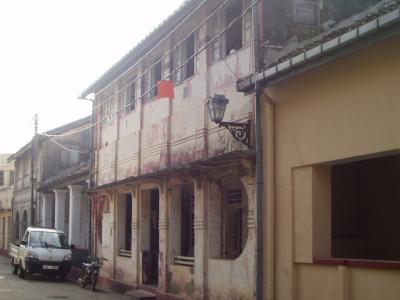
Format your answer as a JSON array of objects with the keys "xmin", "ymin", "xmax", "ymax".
[{"xmin": 78, "ymin": 256, "xmax": 108, "ymax": 291}]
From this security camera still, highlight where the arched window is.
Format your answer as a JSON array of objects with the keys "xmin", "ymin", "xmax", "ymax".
[{"xmin": 208, "ymin": 176, "xmax": 248, "ymax": 260}]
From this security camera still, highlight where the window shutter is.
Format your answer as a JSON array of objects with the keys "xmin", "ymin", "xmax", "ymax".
[{"xmin": 243, "ymin": 0, "xmax": 252, "ymax": 44}]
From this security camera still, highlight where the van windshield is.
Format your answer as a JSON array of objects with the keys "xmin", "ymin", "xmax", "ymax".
[{"xmin": 29, "ymin": 231, "xmax": 69, "ymax": 249}]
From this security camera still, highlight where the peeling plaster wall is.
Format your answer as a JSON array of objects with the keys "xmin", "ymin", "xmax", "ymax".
[
  {"xmin": 91, "ymin": 1, "xmax": 256, "ymax": 298},
  {"xmin": 93, "ymin": 170, "xmax": 256, "ymax": 299},
  {"xmin": 97, "ymin": 198, "xmax": 114, "ymax": 279},
  {"xmin": 94, "ymin": 0, "xmax": 255, "ymax": 187},
  {"xmin": 115, "ymin": 256, "xmax": 134, "ymax": 282},
  {"xmin": 168, "ymin": 264, "xmax": 195, "ymax": 298}
]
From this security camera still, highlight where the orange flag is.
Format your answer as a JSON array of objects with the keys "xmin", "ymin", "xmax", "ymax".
[{"xmin": 157, "ymin": 80, "xmax": 175, "ymax": 99}]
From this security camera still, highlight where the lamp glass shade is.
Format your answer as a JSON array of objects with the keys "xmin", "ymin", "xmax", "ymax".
[{"xmin": 207, "ymin": 94, "xmax": 229, "ymax": 123}]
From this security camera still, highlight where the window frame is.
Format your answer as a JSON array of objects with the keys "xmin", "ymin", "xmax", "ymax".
[
  {"xmin": 208, "ymin": 0, "xmax": 248, "ymax": 64},
  {"xmin": 222, "ymin": 187, "xmax": 246, "ymax": 260},
  {"xmin": 124, "ymin": 77, "xmax": 136, "ymax": 114},
  {"xmin": 172, "ymin": 32, "xmax": 197, "ymax": 85},
  {"xmin": 100, "ymin": 96, "xmax": 114, "ymax": 125},
  {"xmin": 142, "ymin": 58, "xmax": 162, "ymax": 101}
]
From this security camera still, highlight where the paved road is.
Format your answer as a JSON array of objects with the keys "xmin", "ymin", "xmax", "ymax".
[{"xmin": 0, "ymin": 255, "xmax": 126, "ymax": 300}]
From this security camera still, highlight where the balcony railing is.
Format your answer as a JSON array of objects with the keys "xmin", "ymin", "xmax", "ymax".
[{"xmin": 119, "ymin": 248, "xmax": 132, "ymax": 257}]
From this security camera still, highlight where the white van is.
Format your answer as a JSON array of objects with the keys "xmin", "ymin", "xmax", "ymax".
[{"xmin": 10, "ymin": 227, "xmax": 74, "ymax": 279}]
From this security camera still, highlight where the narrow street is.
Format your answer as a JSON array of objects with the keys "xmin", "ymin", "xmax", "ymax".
[{"xmin": 0, "ymin": 255, "xmax": 126, "ymax": 300}]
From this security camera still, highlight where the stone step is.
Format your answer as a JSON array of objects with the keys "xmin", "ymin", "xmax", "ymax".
[{"xmin": 124, "ymin": 289, "xmax": 156, "ymax": 300}]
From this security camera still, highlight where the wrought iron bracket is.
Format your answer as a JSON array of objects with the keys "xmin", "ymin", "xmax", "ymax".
[{"xmin": 217, "ymin": 120, "xmax": 251, "ymax": 147}]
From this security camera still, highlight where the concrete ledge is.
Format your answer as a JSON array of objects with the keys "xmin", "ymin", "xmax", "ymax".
[{"xmin": 314, "ymin": 258, "xmax": 400, "ymax": 269}]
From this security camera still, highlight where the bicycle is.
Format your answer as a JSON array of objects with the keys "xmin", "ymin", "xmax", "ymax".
[{"xmin": 78, "ymin": 256, "xmax": 108, "ymax": 291}]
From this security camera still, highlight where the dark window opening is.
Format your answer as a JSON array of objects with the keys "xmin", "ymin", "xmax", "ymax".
[
  {"xmin": 185, "ymin": 33, "xmax": 195, "ymax": 79},
  {"xmin": 142, "ymin": 189, "xmax": 159, "ymax": 285},
  {"xmin": 173, "ymin": 33, "xmax": 196, "ymax": 84},
  {"xmin": 225, "ymin": 0, "xmax": 243, "ymax": 56},
  {"xmin": 142, "ymin": 59, "xmax": 162, "ymax": 101},
  {"xmin": 152, "ymin": 60, "xmax": 162, "ymax": 98},
  {"xmin": 9, "ymin": 171, "xmax": 14, "ymax": 186},
  {"xmin": 0, "ymin": 171, "xmax": 4, "ymax": 186},
  {"xmin": 332, "ymin": 154, "xmax": 400, "ymax": 261},
  {"xmin": 125, "ymin": 194, "xmax": 132, "ymax": 251},
  {"xmin": 224, "ymin": 189, "xmax": 244, "ymax": 259},
  {"xmin": 181, "ymin": 185, "xmax": 194, "ymax": 257},
  {"xmin": 150, "ymin": 189, "xmax": 159, "ymax": 253}
]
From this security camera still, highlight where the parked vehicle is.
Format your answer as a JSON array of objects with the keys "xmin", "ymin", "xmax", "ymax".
[
  {"xmin": 9, "ymin": 227, "xmax": 74, "ymax": 279},
  {"xmin": 78, "ymin": 256, "xmax": 108, "ymax": 291}
]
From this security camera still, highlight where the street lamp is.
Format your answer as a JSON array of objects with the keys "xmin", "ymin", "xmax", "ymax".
[{"xmin": 207, "ymin": 94, "xmax": 251, "ymax": 147}]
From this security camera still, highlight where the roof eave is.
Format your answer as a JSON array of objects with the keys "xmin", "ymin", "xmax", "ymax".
[{"xmin": 79, "ymin": 0, "xmax": 200, "ymax": 99}]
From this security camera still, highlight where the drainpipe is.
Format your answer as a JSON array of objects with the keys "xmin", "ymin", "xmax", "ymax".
[
  {"xmin": 253, "ymin": 1, "xmax": 264, "ymax": 300},
  {"xmin": 263, "ymin": 93, "xmax": 276, "ymax": 300},
  {"xmin": 88, "ymin": 100, "xmax": 94, "ymax": 257},
  {"xmin": 255, "ymin": 82, "xmax": 264, "ymax": 300}
]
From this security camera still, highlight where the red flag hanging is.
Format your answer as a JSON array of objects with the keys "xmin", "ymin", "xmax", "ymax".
[{"xmin": 157, "ymin": 80, "xmax": 175, "ymax": 99}]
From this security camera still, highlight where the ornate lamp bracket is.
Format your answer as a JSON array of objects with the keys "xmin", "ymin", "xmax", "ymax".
[{"xmin": 218, "ymin": 120, "xmax": 251, "ymax": 147}]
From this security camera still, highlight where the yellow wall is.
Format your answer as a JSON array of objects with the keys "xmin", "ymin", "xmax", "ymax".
[{"xmin": 262, "ymin": 36, "xmax": 400, "ymax": 300}]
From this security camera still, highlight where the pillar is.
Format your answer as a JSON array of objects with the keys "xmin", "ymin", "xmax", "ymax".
[
  {"xmin": 158, "ymin": 183, "xmax": 169, "ymax": 292},
  {"xmin": 54, "ymin": 189, "xmax": 67, "ymax": 233},
  {"xmin": 129, "ymin": 186, "xmax": 140, "ymax": 285},
  {"xmin": 194, "ymin": 178, "xmax": 208, "ymax": 299},
  {"xmin": 68, "ymin": 185, "xmax": 83, "ymax": 247},
  {"xmin": 42, "ymin": 193, "xmax": 54, "ymax": 228}
]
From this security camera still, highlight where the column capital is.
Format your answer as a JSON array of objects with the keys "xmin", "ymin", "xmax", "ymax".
[
  {"xmin": 68, "ymin": 184, "xmax": 84, "ymax": 192},
  {"xmin": 42, "ymin": 192, "xmax": 54, "ymax": 199},
  {"xmin": 53, "ymin": 189, "xmax": 68, "ymax": 195}
]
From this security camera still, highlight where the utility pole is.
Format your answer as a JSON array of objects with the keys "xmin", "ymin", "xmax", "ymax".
[{"xmin": 30, "ymin": 114, "xmax": 38, "ymax": 226}]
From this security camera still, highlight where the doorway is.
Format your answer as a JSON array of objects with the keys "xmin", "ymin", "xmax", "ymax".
[{"xmin": 141, "ymin": 189, "xmax": 159, "ymax": 286}]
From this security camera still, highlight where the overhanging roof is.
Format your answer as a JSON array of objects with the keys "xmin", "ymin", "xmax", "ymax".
[
  {"xmin": 9, "ymin": 115, "xmax": 91, "ymax": 162},
  {"xmin": 90, "ymin": 150, "xmax": 255, "ymax": 191},
  {"xmin": 79, "ymin": 0, "xmax": 201, "ymax": 99},
  {"xmin": 37, "ymin": 161, "xmax": 89, "ymax": 192}
]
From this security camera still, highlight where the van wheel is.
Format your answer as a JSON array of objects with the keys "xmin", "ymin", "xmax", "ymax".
[
  {"xmin": 19, "ymin": 265, "xmax": 26, "ymax": 279},
  {"xmin": 12, "ymin": 260, "xmax": 18, "ymax": 275}
]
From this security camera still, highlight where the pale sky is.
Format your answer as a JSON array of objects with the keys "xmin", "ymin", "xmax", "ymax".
[{"xmin": 0, "ymin": 0, "xmax": 185, "ymax": 153}]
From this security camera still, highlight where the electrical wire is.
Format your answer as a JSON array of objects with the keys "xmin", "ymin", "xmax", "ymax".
[
  {"xmin": 44, "ymin": 135, "xmax": 89, "ymax": 153},
  {"xmin": 91, "ymin": 0, "xmax": 232, "ymax": 111},
  {"xmin": 40, "ymin": 0, "xmax": 258, "ymax": 138}
]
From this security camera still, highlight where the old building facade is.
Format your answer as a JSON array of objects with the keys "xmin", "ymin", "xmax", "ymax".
[
  {"xmin": 238, "ymin": 0, "xmax": 400, "ymax": 299},
  {"xmin": 11, "ymin": 116, "xmax": 91, "ymax": 257},
  {"xmin": 0, "ymin": 154, "xmax": 14, "ymax": 255},
  {"xmin": 11, "ymin": 143, "xmax": 35, "ymax": 240},
  {"xmin": 80, "ymin": 0, "xmax": 257, "ymax": 298},
  {"xmin": 36, "ymin": 116, "xmax": 91, "ymax": 264}
]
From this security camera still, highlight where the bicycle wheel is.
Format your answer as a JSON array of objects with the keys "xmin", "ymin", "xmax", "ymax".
[
  {"xmin": 79, "ymin": 274, "xmax": 87, "ymax": 288},
  {"xmin": 91, "ymin": 272, "xmax": 98, "ymax": 291}
]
